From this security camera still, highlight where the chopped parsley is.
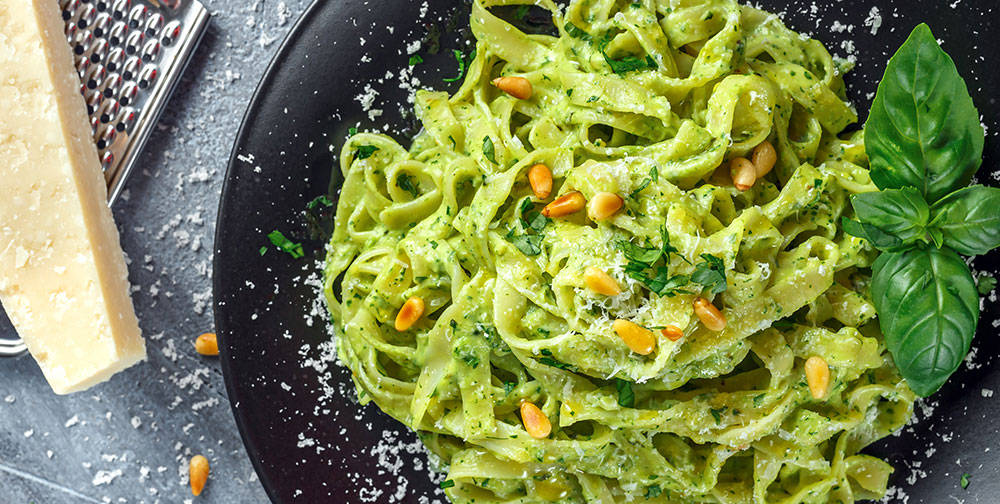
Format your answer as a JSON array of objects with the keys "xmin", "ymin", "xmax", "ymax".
[
  {"xmin": 306, "ymin": 195, "xmax": 333, "ymax": 209},
  {"xmin": 503, "ymin": 382, "xmax": 517, "ymax": 395},
  {"xmin": 587, "ymin": 95, "xmax": 599, "ymax": 103},
  {"xmin": 355, "ymin": 145, "xmax": 379, "ymax": 160},
  {"xmin": 691, "ymin": 254, "xmax": 727, "ymax": 294},
  {"xmin": 440, "ymin": 479, "xmax": 455, "ymax": 489},
  {"xmin": 539, "ymin": 356, "xmax": 572, "ymax": 369},
  {"xmin": 616, "ymin": 379, "xmax": 635, "ymax": 408},
  {"xmin": 396, "ymin": 173, "xmax": 420, "ymax": 198},
  {"xmin": 455, "ymin": 348, "xmax": 480, "ymax": 369},
  {"xmin": 629, "ymin": 166, "xmax": 659, "ymax": 199},
  {"xmin": 709, "ymin": 406, "xmax": 728, "ymax": 424},
  {"xmin": 483, "ymin": 136, "xmax": 498, "ymax": 164},
  {"xmin": 645, "ymin": 484, "xmax": 662, "ymax": 498},
  {"xmin": 961, "ymin": 472, "xmax": 971, "ymax": 489},
  {"xmin": 258, "ymin": 246, "xmax": 267, "ymax": 256},
  {"xmin": 598, "ymin": 33, "xmax": 657, "ymax": 75},
  {"xmin": 267, "ymin": 230, "xmax": 304, "ymax": 259},
  {"xmin": 443, "ymin": 49, "xmax": 476, "ymax": 83},
  {"xmin": 563, "ymin": 22, "xmax": 592, "ymax": 41},
  {"xmin": 408, "ymin": 54, "xmax": 424, "ymax": 65},
  {"xmin": 978, "ymin": 274, "xmax": 996, "ymax": 295}
]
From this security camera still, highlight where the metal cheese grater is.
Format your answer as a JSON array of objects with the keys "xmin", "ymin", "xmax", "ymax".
[{"xmin": 0, "ymin": 0, "xmax": 210, "ymax": 358}]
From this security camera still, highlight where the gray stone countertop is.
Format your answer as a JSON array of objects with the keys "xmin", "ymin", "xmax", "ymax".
[{"xmin": 1, "ymin": 1, "xmax": 313, "ymax": 502}]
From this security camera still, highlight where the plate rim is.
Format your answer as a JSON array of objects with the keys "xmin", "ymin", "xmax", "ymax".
[{"xmin": 212, "ymin": 0, "xmax": 323, "ymax": 501}]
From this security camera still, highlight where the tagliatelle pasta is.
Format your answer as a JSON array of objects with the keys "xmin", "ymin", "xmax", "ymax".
[{"xmin": 322, "ymin": 1, "xmax": 915, "ymax": 502}]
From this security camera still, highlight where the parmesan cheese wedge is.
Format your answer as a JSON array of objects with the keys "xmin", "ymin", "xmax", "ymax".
[{"xmin": 0, "ymin": 1, "xmax": 145, "ymax": 394}]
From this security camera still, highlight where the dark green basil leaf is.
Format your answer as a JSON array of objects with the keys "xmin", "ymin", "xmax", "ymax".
[
  {"xmin": 865, "ymin": 24, "xmax": 984, "ymax": 203},
  {"xmin": 929, "ymin": 185, "xmax": 1000, "ymax": 256},
  {"xmin": 842, "ymin": 218, "xmax": 904, "ymax": 250},
  {"xmin": 870, "ymin": 246, "xmax": 979, "ymax": 396},
  {"xmin": 615, "ymin": 379, "xmax": 634, "ymax": 408},
  {"xmin": 506, "ymin": 232, "xmax": 543, "ymax": 256},
  {"xmin": 845, "ymin": 188, "xmax": 930, "ymax": 251}
]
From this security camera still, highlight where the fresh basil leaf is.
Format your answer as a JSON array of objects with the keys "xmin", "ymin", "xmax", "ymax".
[
  {"xmin": 846, "ymin": 187, "xmax": 930, "ymax": 251},
  {"xmin": 978, "ymin": 274, "xmax": 997, "ymax": 296},
  {"xmin": 870, "ymin": 245, "xmax": 979, "ymax": 396},
  {"xmin": 518, "ymin": 198, "xmax": 534, "ymax": 216},
  {"xmin": 617, "ymin": 240, "xmax": 661, "ymax": 265},
  {"xmin": 929, "ymin": 185, "xmax": 1000, "ymax": 256},
  {"xmin": 865, "ymin": 24, "xmax": 984, "ymax": 203},
  {"xmin": 842, "ymin": 217, "xmax": 905, "ymax": 251},
  {"xmin": 356, "ymin": 145, "xmax": 379, "ymax": 160},
  {"xmin": 440, "ymin": 480, "xmax": 455, "ymax": 489},
  {"xmin": 524, "ymin": 212, "xmax": 550, "ymax": 234},
  {"xmin": 615, "ymin": 379, "xmax": 635, "ymax": 408},
  {"xmin": 408, "ymin": 54, "xmax": 424, "ymax": 66},
  {"xmin": 306, "ymin": 195, "xmax": 333, "ymax": 209},
  {"xmin": 961, "ymin": 473, "xmax": 971, "ymax": 490},
  {"xmin": 691, "ymin": 254, "xmax": 727, "ymax": 294},
  {"xmin": 483, "ymin": 136, "xmax": 497, "ymax": 164}
]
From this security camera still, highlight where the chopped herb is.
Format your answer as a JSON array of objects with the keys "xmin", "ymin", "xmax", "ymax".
[
  {"xmin": 587, "ymin": 95, "xmax": 599, "ymax": 103},
  {"xmin": 506, "ymin": 230, "xmax": 544, "ymax": 256},
  {"xmin": 645, "ymin": 484, "xmax": 662, "ymax": 498},
  {"xmin": 598, "ymin": 33, "xmax": 657, "ymax": 75},
  {"xmin": 267, "ymin": 230, "xmax": 304, "ymax": 259},
  {"xmin": 440, "ymin": 480, "xmax": 455, "ymax": 489},
  {"xmin": 961, "ymin": 472, "xmax": 970, "ymax": 489},
  {"xmin": 563, "ymin": 22, "xmax": 592, "ymax": 41},
  {"xmin": 430, "ymin": 241, "xmax": 439, "ymax": 249},
  {"xmin": 539, "ymin": 356, "xmax": 571, "ymax": 369},
  {"xmin": 616, "ymin": 379, "xmax": 635, "ymax": 408},
  {"xmin": 977, "ymin": 274, "xmax": 997, "ymax": 295},
  {"xmin": 396, "ymin": 173, "xmax": 420, "ymax": 198},
  {"xmin": 519, "ymin": 198, "xmax": 534, "ymax": 215},
  {"xmin": 566, "ymin": 88, "xmax": 574, "ymax": 97},
  {"xmin": 258, "ymin": 246, "xmax": 267, "ymax": 256},
  {"xmin": 752, "ymin": 394, "xmax": 766, "ymax": 407},
  {"xmin": 503, "ymin": 382, "xmax": 517, "ymax": 395},
  {"xmin": 306, "ymin": 195, "xmax": 333, "ymax": 209},
  {"xmin": 629, "ymin": 168, "xmax": 659, "ymax": 198},
  {"xmin": 691, "ymin": 254, "xmax": 727, "ymax": 294},
  {"xmin": 448, "ymin": 135, "xmax": 457, "ymax": 149},
  {"xmin": 443, "ymin": 49, "xmax": 476, "ymax": 83},
  {"xmin": 408, "ymin": 54, "xmax": 424, "ymax": 65},
  {"xmin": 455, "ymin": 348, "xmax": 480, "ymax": 369},
  {"xmin": 709, "ymin": 406, "xmax": 727, "ymax": 424},
  {"xmin": 348, "ymin": 127, "xmax": 357, "ymax": 137},
  {"xmin": 356, "ymin": 145, "xmax": 379, "ymax": 160},
  {"xmin": 483, "ymin": 136, "xmax": 498, "ymax": 164},
  {"xmin": 514, "ymin": 5, "xmax": 530, "ymax": 19}
]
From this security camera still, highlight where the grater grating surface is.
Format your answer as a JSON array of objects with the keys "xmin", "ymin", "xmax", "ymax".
[
  {"xmin": 0, "ymin": 0, "xmax": 209, "ymax": 358},
  {"xmin": 64, "ymin": 0, "xmax": 210, "ymax": 203}
]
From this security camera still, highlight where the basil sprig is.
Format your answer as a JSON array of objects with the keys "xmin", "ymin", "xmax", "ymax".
[{"xmin": 846, "ymin": 24, "xmax": 998, "ymax": 397}]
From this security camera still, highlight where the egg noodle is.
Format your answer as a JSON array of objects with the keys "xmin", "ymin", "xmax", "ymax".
[{"xmin": 323, "ymin": 0, "xmax": 915, "ymax": 502}]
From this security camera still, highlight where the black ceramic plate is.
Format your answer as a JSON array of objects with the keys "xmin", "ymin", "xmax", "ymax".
[{"xmin": 214, "ymin": 1, "xmax": 1000, "ymax": 502}]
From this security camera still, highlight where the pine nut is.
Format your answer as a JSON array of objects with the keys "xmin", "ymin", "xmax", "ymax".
[
  {"xmin": 584, "ymin": 267, "xmax": 621, "ymax": 296},
  {"xmin": 520, "ymin": 400, "xmax": 552, "ymax": 439},
  {"xmin": 189, "ymin": 455, "xmax": 209, "ymax": 496},
  {"xmin": 528, "ymin": 164, "xmax": 553, "ymax": 199},
  {"xmin": 394, "ymin": 296, "xmax": 425, "ymax": 331},
  {"xmin": 587, "ymin": 192, "xmax": 624, "ymax": 221},
  {"xmin": 693, "ymin": 297, "xmax": 726, "ymax": 331},
  {"xmin": 612, "ymin": 319, "xmax": 656, "ymax": 355},
  {"xmin": 542, "ymin": 191, "xmax": 586, "ymax": 218},
  {"xmin": 752, "ymin": 140, "xmax": 777, "ymax": 178},
  {"xmin": 492, "ymin": 76, "xmax": 533, "ymax": 100},
  {"xmin": 194, "ymin": 333, "xmax": 219, "ymax": 356},
  {"xmin": 805, "ymin": 356, "xmax": 830, "ymax": 400},
  {"xmin": 661, "ymin": 325, "xmax": 684, "ymax": 342},
  {"xmin": 730, "ymin": 157, "xmax": 756, "ymax": 191}
]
